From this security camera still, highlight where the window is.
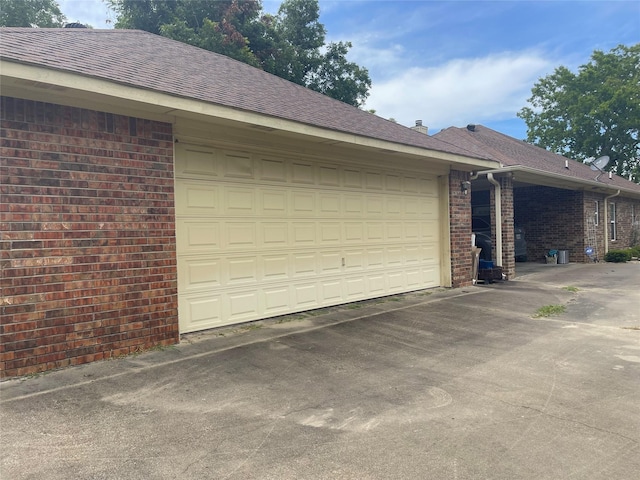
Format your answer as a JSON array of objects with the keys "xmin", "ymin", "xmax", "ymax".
[
  {"xmin": 594, "ymin": 201, "xmax": 599, "ymax": 226},
  {"xmin": 609, "ymin": 202, "xmax": 616, "ymax": 241}
]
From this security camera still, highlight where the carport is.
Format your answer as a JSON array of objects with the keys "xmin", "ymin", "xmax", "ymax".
[
  {"xmin": 434, "ymin": 125, "xmax": 640, "ymax": 279},
  {"xmin": 473, "ymin": 165, "xmax": 639, "ymax": 270}
]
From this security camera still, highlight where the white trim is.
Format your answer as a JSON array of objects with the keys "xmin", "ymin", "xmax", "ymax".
[
  {"xmin": 609, "ymin": 202, "xmax": 617, "ymax": 241},
  {"xmin": 477, "ymin": 165, "xmax": 640, "ymax": 199},
  {"xmin": 1, "ymin": 60, "xmax": 498, "ymax": 171}
]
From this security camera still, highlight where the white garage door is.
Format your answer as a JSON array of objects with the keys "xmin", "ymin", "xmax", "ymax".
[{"xmin": 176, "ymin": 143, "xmax": 441, "ymax": 333}]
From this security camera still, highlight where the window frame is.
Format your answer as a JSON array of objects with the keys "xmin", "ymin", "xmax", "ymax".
[{"xmin": 609, "ymin": 202, "xmax": 617, "ymax": 241}]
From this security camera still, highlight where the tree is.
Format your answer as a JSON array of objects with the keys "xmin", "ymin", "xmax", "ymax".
[
  {"xmin": 518, "ymin": 44, "xmax": 640, "ymax": 182},
  {"xmin": 262, "ymin": 0, "xmax": 325, "ymax": 85},
  {"xmin": 305, "ymin": 41, "xmax": 371, "ymax": 107},
  {"xmin": 259, "ymin": 0, "xmax": 370, "ymax": 107},
  {"xmin": 0, "ymin": 0, "xmax": 66, "ymax": 27},
  {"xmin": 108, "ymin": 0, "xmax": 371, "ymax": 107},
  {"xmin": 108, "ymin": 0, "xmax": 262, "ymax": 66}
]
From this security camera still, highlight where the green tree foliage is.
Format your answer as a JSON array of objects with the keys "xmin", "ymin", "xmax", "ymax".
[
  {"xmin": 108, "ymin": 0, "xmax": 262, "ymax": 65},
  {"xmin": 262, "ymin": 0, "xmax": 370, "ymax": 107},
  {"xmin": 305, "ymin": 41, "xmax": 370, "ymax": 106},
  {"xmin": 0, "ymin": 0, "xmax": 66, "ymax": 27},
  {"xmin": 263, "ymin": 0, "xmax": 325, "ymax": 85},
  {"xmin": 518, "ymin": 44, "xmax": 640, "ymax": 182},
  {"xmin": 107, "ymin": 0, "xmax": 370, "ymax": 107}
]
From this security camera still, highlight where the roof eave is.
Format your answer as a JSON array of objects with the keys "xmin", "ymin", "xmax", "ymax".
[
  {"xmin": 1, "ymin": 59, "xmax": 499, "ymax": 172},
  {"xmin": 476, "ymin": 165, "xmax": 640, "ymax": 198}
]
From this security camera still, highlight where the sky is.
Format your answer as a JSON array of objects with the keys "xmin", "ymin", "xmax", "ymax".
[{"xmin": 57, "ymin": 0, "xmax": 640, "ymax": 139}]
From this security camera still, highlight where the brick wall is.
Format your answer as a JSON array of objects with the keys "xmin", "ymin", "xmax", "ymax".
[
  {"xmin": 514, "ymin": 187, "xmax": 640, "ymax": 264},
  {"xmin": 1, "ymin": 97, "xmax": 179, "ymax": 379},
  {"xmin": 610, "ymin": 197, "xmax": 640, "ymax": 249},
  {"xmin": 582, "ymin": 191, "xmax": 606, "ymax": 262},
  {"xmin": 515, "ymin": 186, "xmax": 585, "ymax": 263},
  {"xmin": 449, "ymin": 170, "xmax": 472, "ymax": 287}
]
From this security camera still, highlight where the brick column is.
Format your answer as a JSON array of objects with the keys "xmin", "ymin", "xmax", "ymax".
[
  {"xmin": 489, "ymin": 175, "xmax": 515, "ymax": 279},
  {"xmin": 449, "ymin": 170, "xmax": 473, "ymax": 287},
  {"xmin": 500, "ymin": 175, "xmax": 515, "ymax": 279}
]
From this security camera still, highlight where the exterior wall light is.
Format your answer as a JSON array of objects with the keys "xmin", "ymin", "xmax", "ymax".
[{"xmin": 461, "ymin": 180, "xmax": 471, "ymax": 195}]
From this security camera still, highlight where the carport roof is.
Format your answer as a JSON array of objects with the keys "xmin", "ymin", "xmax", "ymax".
[
  {"xmin": 0, "ymin": 28, "xmax": 490, "ymax": 163},
  {"xmin": 434, "ymin": 125, "xmax": 640, "ymax": 197}
]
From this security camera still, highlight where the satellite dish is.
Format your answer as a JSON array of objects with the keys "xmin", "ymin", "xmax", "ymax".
[{"xmin": 588, "ymin": 155, "xmax": 609, "ymax": 171}]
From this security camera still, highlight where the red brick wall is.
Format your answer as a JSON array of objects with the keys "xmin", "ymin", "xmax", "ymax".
[
  {"xmin": 1, "ymin": 97, "xmax": 179, "ymax": 379},
  {"xmin": 516, "ymin": 187, "xmax": 640, "ymax": 264},
  {"xmin": 515, "ymin": 186, "xmax": 586, "ymax": 263},
  {"xmin": 449, "ymin": 170, "xmax": 472, "ymax": 287},
  {"xmin": 610, "ymin": 197, "xmax": 640, "ymax": 250},
  {"xmin": 582, "ymin": 191, "xmax": 606, "ymax": 261}
]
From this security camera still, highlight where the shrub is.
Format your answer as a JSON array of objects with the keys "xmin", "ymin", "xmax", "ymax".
[
  {"xmin": 604, "ymin": 250, "xmax": 632, "ymax": 263},
  {"xmin": 630, "ymin": 245, "xmax": 640, "ymax": 258}
]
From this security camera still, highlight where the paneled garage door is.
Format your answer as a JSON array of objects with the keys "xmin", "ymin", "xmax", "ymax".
[{"xmin": 176, "ymin": 143, "xmax": 441, "ymax": 333}]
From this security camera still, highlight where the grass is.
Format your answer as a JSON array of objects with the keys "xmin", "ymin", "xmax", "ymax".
[
  {"xmin": 275, "ymin": 314, "xmax": 307, "ymax": 324},
  {"xmin": 240, "ymin": 324, "xmax": 262, "ymax": 332},
  {"xmin": 563, "ymin": 286, "xmax": 579, "ymax": 292},
  {"xmin": 121, "ymin": 344, "xmax": 177, "ymax": 358},
  {"xmin": 533, "ymin": 304, "xmax": 566, "ymax": 318},
  {"xmin": 21, "ymin": 369, "xmax": 51, "ymax": 380}
]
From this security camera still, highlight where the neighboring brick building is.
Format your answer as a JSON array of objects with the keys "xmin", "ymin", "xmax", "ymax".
[
  {"xmin": 434, "ymin": 125, "xmax": 640, "ymax": 273},
  {"xmin": 1, "ymin": 28, "xmax": 497, "ymax": 378}
]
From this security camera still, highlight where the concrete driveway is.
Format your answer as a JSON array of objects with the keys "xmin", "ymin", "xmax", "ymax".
[{"xmin": 2, "ymin": 262, "xmax": 639, "ymax": 479}]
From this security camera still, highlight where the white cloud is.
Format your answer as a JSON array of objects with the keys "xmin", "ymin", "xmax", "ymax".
[
  {"xmin": 364, "ymin": 51, "xmax": 554, "ymax": 131},
  {"xmin": 348, "ymin": 42, "xmax": 407, "ymax": 72},
  {"xmin": 58, "ymin": 0, "xmax": 114, "ymax": 28}
]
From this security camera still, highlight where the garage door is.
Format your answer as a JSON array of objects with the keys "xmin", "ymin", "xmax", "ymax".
[{"xmin": 176, "ymin": 143, "xmax": 441, "ymax": 333}]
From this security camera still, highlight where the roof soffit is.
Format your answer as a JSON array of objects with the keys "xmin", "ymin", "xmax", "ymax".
[{"xmin": 1, "ymin": 59, "xmax": 500, "ymax": 172}]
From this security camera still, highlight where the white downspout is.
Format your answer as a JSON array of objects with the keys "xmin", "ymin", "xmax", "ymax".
[
  {"xmin": 603, "ymin": 190, "xmax": 620, "ymax": 254},
  {"xmin": 487, "ymin": 173, "xmax": 502, "ymax": 267}
]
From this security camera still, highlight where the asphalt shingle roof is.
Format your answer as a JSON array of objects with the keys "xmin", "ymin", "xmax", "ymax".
[
  {"xmin": 0, "ymin": 27, "xmax": 481, "ymax": 160},
  {"xmin": 434, "ymin": 125, "xmax": 640, "ymax": 193}
]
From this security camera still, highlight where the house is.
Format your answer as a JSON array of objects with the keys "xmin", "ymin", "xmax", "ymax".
[
  {"xmin": 0, "ymin": 28, "xmax": 499, "ymax": 378},
  {"xmin": 434, "ymin": 125, "xmax": 640, "ymax": 279}
]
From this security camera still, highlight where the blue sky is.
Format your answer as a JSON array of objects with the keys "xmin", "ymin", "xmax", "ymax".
[{"xmin": 58, "ymin": 0, "xmax": 639, "ymax": 139}]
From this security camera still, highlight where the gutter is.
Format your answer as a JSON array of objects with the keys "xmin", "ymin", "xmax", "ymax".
[
  {"xmin": 1, "ymin": 59, "xmax": 500, "ymax": 171},
  {"xmin": 486, "ymin": 173, "xmax": 502, "ymax": 267},
  {"xmin": 479, "ymin": 165, "xmax": 640, "ymax": 199},
  {"xmin": 603, "ymin": 190, "xmax": 621, "ymax": 254}
]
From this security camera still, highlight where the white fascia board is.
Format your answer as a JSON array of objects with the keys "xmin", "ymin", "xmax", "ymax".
[
  {"xmin": 478, "ymin": 165, "xmax": 640, "ymax": 199},
  {"xmin": 1, "ymin": 60, "xmax": 498, "ymax": 171}
]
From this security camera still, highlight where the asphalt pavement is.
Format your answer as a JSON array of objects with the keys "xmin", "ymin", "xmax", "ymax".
[{"xmin": 1, "ymin": 262, "xmax": 639, "ymax": 479}]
